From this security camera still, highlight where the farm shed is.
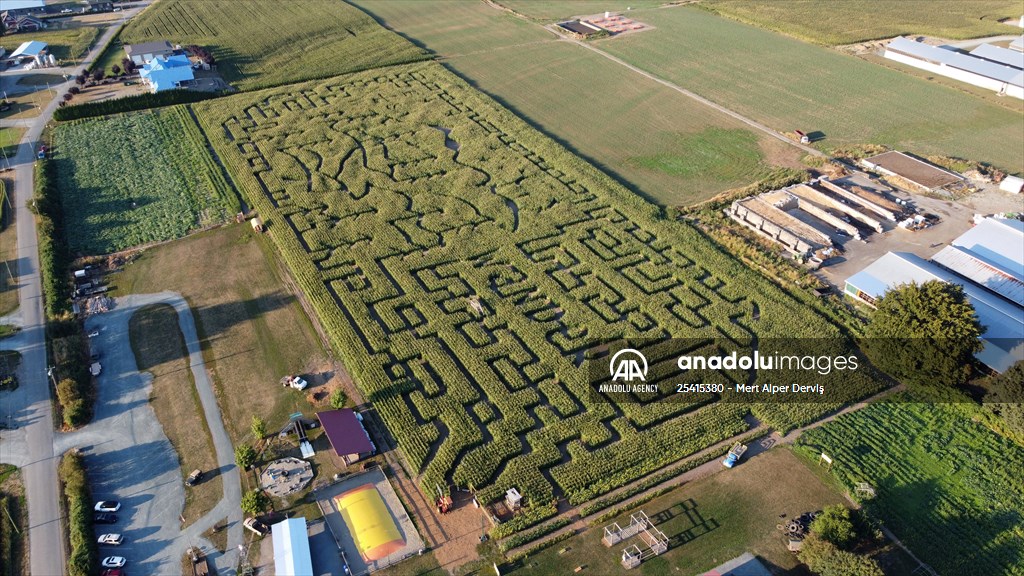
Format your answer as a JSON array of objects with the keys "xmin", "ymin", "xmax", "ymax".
[
  {"xmin": 139, "ymin": 53, "xmax": 195, "ymax": 92},
  {"xmin": 0, "ymin": 0, "xmax": 43, "ymax": 16},
  {"xmin": 861, "ymin": 151, "xmax": 962, "ymax": 192},
  {"xmin": 271, "ymin": 518, "xmax": 313, "ymax": 576},
  {"xmin": 844, "ymin": 252, "xmax": 1024, "ymax": 373},
  {"xmin": 558, "ymin": 20, "xmax": 604, "ymax": 38},
  {"xmin": 932, "ymin": 217, "xmax": 1024, "ymax": 306},
  {"xmin": 124, "ymin": 40, "xmax": 175, "ymax": 65},
  {"xmin": 8, "ymin": 40, "xmax": 48, "ymax": 66},
  {"xmin": 333, "ymin": 484, "xmax": 406, "ymax": 562},
  {"xmin": 969, "ymin": 44, "xmax": 1024, "ymax": 69},
  {"xmin": 728, "ymin": 194, "xmax": 832, "ymax": 258},
  {"xmin": 884, "ymin": 37, "xmax": 1024, "ymax": 99},
  {"xmin": 317, "ymin": 408, "xmax": 375, "ymax": 464},
  {"xmin": 701, "ymin": 552, "xmax": 772, "ymax": 576},
  {"xmin": 999, "ymin": 175, "xmax": 1024, "ymax": 194}
]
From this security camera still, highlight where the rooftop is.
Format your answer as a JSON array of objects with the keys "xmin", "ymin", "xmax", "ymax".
[
  {"xmin": 887, "ymin": 37, "xmax": 1024, "ymax": 87},
  {"xmin": 701, "ymin": 552, "xmax": 773, "ymax": 576},
  {"xmin": 317, "ymin": 409, "xmax": 375, "ymax": 456},
  {"xmin": 3, "ymin": 0, "xmax": 44, "ymax": 10},
  {"xmin": 124, "ymin": 40, "xmax": 174, "ymax": 57},
  {"xmin": 9, "ymin": 40, "xmax": 48, "ymax": 59},
  {"xmin": 970, "ymin": 43, "xmax": 1024, "ymax": 69},
  {"xmin": 271, "ymin": 518, "xmax": 313, "ymax": 576},
  {"xmin": 862, "ymin": 150, "xmax": 962, "ymax": 190}
]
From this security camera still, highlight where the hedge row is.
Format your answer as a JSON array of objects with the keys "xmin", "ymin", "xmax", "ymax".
[
  {"xmin": 59, "ymin": 451, "xmax": 97, "ymax": 576},
  {"xmin": 54, "ymin": 89, "xmax": 223, "ymax": 122},
  {"xmin": 498, "ymin": 516, "xmax": 572, "ymax": 553},
  {"xmin": 33, "ymin": 161, "xmax": 72, "ymax": 318}
]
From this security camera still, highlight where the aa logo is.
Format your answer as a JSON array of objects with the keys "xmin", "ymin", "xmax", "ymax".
[{"xmin": 609, "ymin": 348, "xmax": 648, "ymax": 382}]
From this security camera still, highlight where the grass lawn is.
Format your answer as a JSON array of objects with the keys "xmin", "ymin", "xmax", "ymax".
[
  {"xmin": 796, "ymin": 398, "xmax": 1024, "ymax": 576},
  {"xmin": 0, "ymin": 90, "xmax": 50, "ymax": 120},
  {"xmin": 128, "ymin": 304, "xmax": 222, "ymax": 527},
  {"xmin": 53, "ymin": 106, "xmax": 238, "ymax": 255},
  {"xmin": 702, "ymin": 0, "xmax": 1024, "ymax": 45},
  {"xmin": 14, "ymin": 74, "xmax": 64, "ymax": 87},
  {"xmin": 504, "ymin": 448, "xmax": 847, "ymax": 575},
  {"xmin": 498, "ymin": 0, "xmax": 667, "ymax": 20},
  {"xmin": 596, "ymin": 6, "xmax": 1024, "ymax": 174},
  {"xmin": 0, "ymin": 177, "xmax": 17, "ymax": 316},
  {"xmin": 0, "ymin": 465, "xmax": 27, "ymax": 576},
  {"xmin": 0, "ymin": 128, "xmax": 24, "ymax": 161},
  {"xmin": 354, "ymin": 0, "xmax": 799, "ymax": 206},
  {"xmin": 116, "ymin": 0, "xmax": 428, "ymax": 90},
  {"xmin": 110, "ymin": 223, "xmax": 328, "ymax": 445},
  {"xmin": 0, "ymin": 24, "xmax": 101, "ymax": 63}
]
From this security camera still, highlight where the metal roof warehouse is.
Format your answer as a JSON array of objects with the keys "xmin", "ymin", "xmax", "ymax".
[{"xmin": 885, "ymin": 36, "xmax": 1024, "ymax": 99}]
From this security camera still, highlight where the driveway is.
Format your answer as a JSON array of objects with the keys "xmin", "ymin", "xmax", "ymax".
[{"xmin": 54, "ymin": 292, "xmax": 242, "ymax": 575}]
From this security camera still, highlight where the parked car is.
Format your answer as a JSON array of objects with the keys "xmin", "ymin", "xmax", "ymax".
[
  {"xmin": 97, "ymin": 533, "xmax": 123, "ymax": 546},
  {"xmin": 185, "ymin": 469, "xmax": 203, "ymax": 487},
  {"xmin": 101, "ymin": 556, "xmax": 126, "ymax": 568},
  {"xmin": 282, "ymin": 375, "xmax": 308, "ymax": 390},
  {"xmin": 243, "ymin": 517, "xmax": 269, "ymax": 536},
  {"xmin": 94, "ymin": 501, "xmax": 121, "ymax": 512},
  {"xmin": 101, "ymin": 569, "xmax": 124, "ymax": 576},
  {"xmin": 94, "ymin": 513, "xmax": 118, "ymax": 524},
  {"xmin": 88, "ymin": 330, "xmax": 100, "ymax": 338},
  {"xmin": 61, "ymin": 8, "xmax": 74, "ymax": 13}
]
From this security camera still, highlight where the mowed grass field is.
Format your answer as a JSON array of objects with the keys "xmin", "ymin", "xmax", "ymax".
[
  {"xmin": 111, "ymin": 224, "xmax": 328, "ymax": 445},
  {"xmin": 118, "ymin": 0, "xmax": 427, "ymax": 90},
  {"xmin": 505, "ymin": 449, "xmax": 847, "ymax": 575},
  {"xmin": 596, "ymin": 6, "xmax": 1024, "ymax": 173},
  {"xmin": 498, "ymin": 0, "xmax": 666, "ymax": 20},
  {"xmin": 54, "ymin": 106, "xmax": 237, "ymax": 255},
  {"xmin": 797, "ymin": 399, "xmax": 1024, "ymax": 576},
  {"xmin": 354, "ymin": 0, "xmax": 800, "ymax": 205},
  {"xmin": 128, "ymin": 304, "xmax": 222, "ymax": 526},
  {"xmin": 0, "ymin": 178, "xmax": 18, "ymax": 316},
  {"xmin": 702, "ymin": 0, "xmax": 1023, "ymax": 45}
]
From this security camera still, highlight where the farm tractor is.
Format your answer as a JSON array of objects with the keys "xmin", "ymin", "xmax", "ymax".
[{"xmin": 722, "ymin": 442, "xmax": 748, "ymax": 468}]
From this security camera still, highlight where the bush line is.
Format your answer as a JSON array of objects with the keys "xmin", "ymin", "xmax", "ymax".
[
  {"xmin": 59, "ymin": 451, "xmax": 97, "ymax": 576},
  {"xmin": 55, "ymin": 90, "xmax": 223, "ymax": 122}
]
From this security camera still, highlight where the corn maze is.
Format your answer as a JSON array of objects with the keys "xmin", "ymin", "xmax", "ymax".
[{"xmin": 197, "ymin": 62, "xmax": 881, "ymax": 518}]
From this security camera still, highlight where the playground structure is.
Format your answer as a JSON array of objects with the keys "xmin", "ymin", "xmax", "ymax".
[{"xmin": 601, "ymin": 511, "xmax": 669, "ymax": 569}]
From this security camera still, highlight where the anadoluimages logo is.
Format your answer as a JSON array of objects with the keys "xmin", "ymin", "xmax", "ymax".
[{"xmin": 609, "ymin": 348, "xmax": 648, "ymax": 382}]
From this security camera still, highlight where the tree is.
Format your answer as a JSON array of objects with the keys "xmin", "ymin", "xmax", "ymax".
[
  {"xmin": 810, "ymin": 505, "xmax": 857, "ymax": 549},
  {"xmin": 863, "ymin": 280, "xmax": 983, "ymax": 389},
  {"xmin": 235, "ymin": 444, "xmax": 257, "ymax": 470},
  {"xmin": 984, "ymin": 360, "xmax": 1024, "ymax": 440},
  {"xmin": 329, "ymin": 388, "xmax": 347, "ymax": 410},
  {"xmin": 69, "ymin": 86, "xmax": 81, "ymax": 95},
  {"xmin": 121, "ymin": 57, "xmax": 136, "ymax": 74},
  {"xmin": 111, "ymin": 64, "xmax": 121, "ymax": 76},
  {"xmin": 798, "ymin": 534, "xmax": 884, "ymax": 576},
  {"xmin": 75, "ymin": 74, "xmax": 86, "ymax": 86},
  {"xmin": 251, "ymin": 415, "xmax": 267, "ymax": 440},
  {"xmin": 240, "ymin": 490, "xmax": 270, "ymax": 516},
  {"xmin": 63, "ymin": 93, "xmax": 73, "ymax": 102},
  {"xmin": 91, "ymin": 68, "xmax": 105, "ymax": 82}
]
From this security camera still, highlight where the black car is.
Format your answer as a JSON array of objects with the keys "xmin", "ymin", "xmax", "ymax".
[{"xmin": 94, "ymin": 513, "xmax": 118, "ymax": 524}]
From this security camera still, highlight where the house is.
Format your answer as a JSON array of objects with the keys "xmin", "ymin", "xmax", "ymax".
[
  {"xmin": 1, "ymin": 0, "xmax": 44, "ymax": 17},
  {"xmin": 124, "ymin": 40, "xmax": 175, "ymax": 65},
  {"xmin": 2, "ymin": 13, "xmax": 44, "ymax": 33},
  {"xmin": 84, "ymin": 0, "xmax": 114, "ymax": 12},
  {"xmin": 8, "ymin": 40, "xmax": 49, "ymax": 67},
  {"xmin": 884, "ymin": 37, "xmax": 1024, "ymax": 99},
  {"xmin": 271, "ymin": 518, "xmax": 313, "ymax": 576},
  {"xmin": 138, "ymin": 53, "xmax": 195, "ymax": 92},
  {"xmin": 844, "ymin": 251, "xmax": 1024, "ymax": 373},
  {"xmin": 317, "ymin": 408, "xmax": 375, "ymax": 465}
]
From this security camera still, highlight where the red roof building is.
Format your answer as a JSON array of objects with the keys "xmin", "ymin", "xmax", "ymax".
[{"xmin": 317, "ymin": 409, "xmax": 376, "ymax": 465}]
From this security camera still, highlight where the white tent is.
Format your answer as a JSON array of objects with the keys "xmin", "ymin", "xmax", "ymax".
[{"xmin": 271, "ymin": 518, "xmax": 313, "ymax": 576}]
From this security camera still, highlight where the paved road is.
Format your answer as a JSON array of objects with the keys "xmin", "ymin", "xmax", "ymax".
[
  {"xmin": 54, "ymin": 292, "xmax": 242, "ymax": 574},
  {"xmin": 0, "ymin": 6, "xmax": 149, "ymax": 576}
]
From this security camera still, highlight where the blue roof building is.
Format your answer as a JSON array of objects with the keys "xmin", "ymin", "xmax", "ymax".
[
  {"xmin": 139, "ymin": 53, "xmax": 194, "ymax": 93},
  {"xmin": 845, "ymin": 251, "xmax": 1024, "ymax": 373}
]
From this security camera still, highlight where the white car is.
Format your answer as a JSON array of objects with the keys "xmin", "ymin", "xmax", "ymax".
[
  {"xmin": 97, "ymin": 533, "xmax": 123, "ymax": 546},
  {"xmin": 101, "ymin": 557, "xmax": 126, "ymax": 568},
  {"xmin": 94, "ymin": 501, "xmax": 121, "ymax": 512},
  {"xmin": 60, "ymin": 8, "xmax": 73, "ymax": 13}
]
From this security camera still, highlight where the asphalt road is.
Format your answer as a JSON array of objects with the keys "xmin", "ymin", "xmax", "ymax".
[{"xmin": 0, "ymin": 6, "xmax": 151, "ymax": 575}]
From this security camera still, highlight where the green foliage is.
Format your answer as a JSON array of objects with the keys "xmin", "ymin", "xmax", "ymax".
[
  {"xmin": 251, "ymin": 415, "xmax": 267, "ymax": 440},
  {"xmin": 0, "ymin": 26, "xmax": 98, "ymax": 61},
  {"xmin": 240, "ymin": 489, "xmax": 270, "ymax": 516},
  {"xmin": 628, "ymin": 128, "xmax": 767, "ymax": 182},
  {"xmin": 798, "ymin": 533, "xmax": 884, "ymax": 576},
  {"xmin": 53, "ymin": 106, "xmax": 238, "ymax": 254},
  {"xmin": 983, "ymin": 361, "xmax": 1024, "ymax": 441},
  {"xmin": 33, "ymin": 161, "xmax": 72, "ymax": 317},
  {"xmin": 498, "ymin": 517, "xmax": 572, "ymax": 553},
  {"xmin": 796, "ymin": 397, "xmax": 1024, "ymax": 575},
  {"xmin": 56, "ymin": 377, "xmax": 90, "ymax": 429},
  {"xmin": 701, "ymin": 0, "xmax": 1023, "ymax": 46},
  {"xmin": 53, "ymin": 89, "xmax": 221, "ymax": 122},
  {"xmin": 59, "ymin": 451, "xmax": 98, "ymax": 576},
  {"xmin": 863, "ymin": 280, "xmax": 983, "ymax": 389},
  {"xmin": 810, "ymin": 505, "xmax": 857, "ymax": 549},
  {"xmin": 329, "ymin": 389, "xmax": 347, "ymax": 410},
  {"xmin": 195, "ymin": 62, "xmax": 882, "ymax": 526},
  {"xmin": 234, "ymin": 445, "xmax": 257, "ymax": 470},
  {"xmin": 118, "ymin": 0, "xmax": 428, "ymax": 91}
]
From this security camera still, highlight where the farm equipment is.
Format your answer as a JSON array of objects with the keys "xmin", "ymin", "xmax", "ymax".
[
  {"xmin": 436, "ymin": 484, "xmax": 453, "ymax": 514},
  {"xmin": 722, "ymin": 443, "xmax": 748, "ymax": 468}
]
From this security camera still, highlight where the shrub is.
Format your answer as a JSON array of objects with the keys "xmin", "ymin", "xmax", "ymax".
[
  {"xmin": 251, "ymin": 416, "xmax": 267, "ymax": 440},
  {"xmin": 59, "ymin": 451, "xmax": 97, "ymax": 576},
  {"xmin": 33, "ymin": 162, "xmax": 72, "ymax": 318},
  {"xmin": 329, "ymin": 389, "xmax": 347, "ymax": 410},
  {"xmin": 235, "ymin": 445, "xmax": 256, "ymax": 469},
  {"xmin": 240, "ymin": 490, "xmax": 270, "ymax": 516},
  {"xmin": 53, "ymin": 90, "xmax": 222, "ymax": 122}
]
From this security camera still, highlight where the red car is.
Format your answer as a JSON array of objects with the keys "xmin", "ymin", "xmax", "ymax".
[{"xmin": 102, "ymin": 569, "xmax": 124, "ymax": 576}]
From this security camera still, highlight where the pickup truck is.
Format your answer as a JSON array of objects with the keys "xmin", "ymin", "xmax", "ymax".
[{"xmin": 722, "ymin": 443, "xmax": 748, "ymax": 468}]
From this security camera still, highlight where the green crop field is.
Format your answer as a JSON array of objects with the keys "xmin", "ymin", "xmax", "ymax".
[
  {"xmin": 498, "ymin": 0, "xmax": 667, "ymax": 21},
  {"xmin": 702, "ymin": 0, "xmax": 1023, "ymax": 46},
  {"xmin": 797, "ymin": 398, "xmax": 1024, "ymax": 576},
  {"xmin": 117, "ymin": 0, "xmax": 428, "ymax": 90},
  {"xmin": 54, "ymin": 107, "xmax": 238, "ymax": 254},
  {"xmin": 195, "ymin": 61, "xmax": 883, "ymax": 526},
  {"xmin": 354, "ymin": 0, "xmax": 797, "ymax": 206},
  {"xmin": 595, "ymin": 6, "xmax": 1024, "ymax": 173}
]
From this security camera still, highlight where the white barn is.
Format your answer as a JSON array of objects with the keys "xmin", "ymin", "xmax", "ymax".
[{"xmin": 884, "ymin": 37, "xmax": 1023, "ymax": 99}]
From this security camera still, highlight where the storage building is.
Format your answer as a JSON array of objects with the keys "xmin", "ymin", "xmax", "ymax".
[
  {"xmin": 884, "ymin": 37, "xmax": 1024, "ymax": 99},
  {"xmin": 271, "ymin": 518, "xmax": 313, "ymax": 576}
]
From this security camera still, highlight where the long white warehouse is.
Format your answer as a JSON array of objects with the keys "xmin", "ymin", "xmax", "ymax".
[{"xmin": 884, "ymin": 37, "xmax": 1023, "ymax": 99}]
